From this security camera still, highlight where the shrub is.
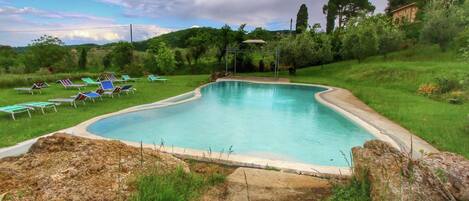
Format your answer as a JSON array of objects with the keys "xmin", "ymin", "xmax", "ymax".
[
  {"xmin": 448, "ymin": 91, "xmax": 464, "ymax": 104},
  {"xmin": 435, "ymin": 77, "xmax": 462, "ymax": 94},
  {"xmin": 418, "ymin": 83, "xmax": 439, "ymax": 96},
  {"xmin": 8, "ymin": 65, "xmax": 26, "ymax": 74},
  {"xmin": 123, "ymin": 63, "xmax": 144, "ymax": 76}
]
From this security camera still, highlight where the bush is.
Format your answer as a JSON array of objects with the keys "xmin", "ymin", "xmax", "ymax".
[
  {"xmin": 418, "ymin": 83, "xmax": 439, "ymax": 96},
  {"xmin": 435, "ymin": 77, "xmax": 462, "ymax": 94},
  {"xmin": 123, "ymin": 63, "xmax": 144, "ymax": 76},
  {"xmin": 448, "ymin": 91, "xmax": 464, "ymax": 104}
]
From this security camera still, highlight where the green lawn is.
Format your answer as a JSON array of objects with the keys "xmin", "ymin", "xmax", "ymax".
[
  {"xmin": 249, "ymin": 45, "xmax": 469, "ymax": 158},
  {"xmin": 0, "ymin": 75, "xmax": 209, "ymax": 147}
]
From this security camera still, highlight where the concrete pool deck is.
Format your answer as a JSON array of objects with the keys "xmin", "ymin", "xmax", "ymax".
[{"xmin": 0, "ymin": 77, "xmax": 438, "ymax": 178}]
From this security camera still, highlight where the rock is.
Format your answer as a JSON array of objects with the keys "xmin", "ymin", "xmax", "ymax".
[
  {"xmin": 0, "ymin": 133, "xmax": 187, "ymax": 201},
  {"xmin": 352, "ymin": 140, "xmax": 456, "ymax": 201},
  {"xmin": 422, "ymin": 152, "xmax": 469, "ymax": 201}
]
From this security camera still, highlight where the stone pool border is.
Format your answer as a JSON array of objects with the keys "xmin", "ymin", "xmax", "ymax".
[{"xmin": 0, "ymin": 78, "xmax": 438, "ymax": 178}]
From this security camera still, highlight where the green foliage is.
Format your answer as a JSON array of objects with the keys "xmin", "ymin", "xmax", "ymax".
[
  {"xmin": 342, "ymin": 16, "xmax": 379, "ymax": 62},
  {"xmin": 187, "ymin": 31, "xmax": 211, "ymax": 65},
  {"xmin": 156, "ymin": 43, "xmax": 176, "ymax": 74},
  {"xmin": 374, "ymin": 15, "xmax": 405, "ymax": 57},
  {"xmin": 23, "ymin": 35, "xmax": 69, "ymax": 72},
  {"xmin": 296, "ymin": 4, "xmax": 309, "ymax": 33},
  {"xmin": 78, "ymin": 48, "xmax": 87, "ymax": 70},
  {"xmin": 420, "ymin": 0, "xmax": 468, "ymax": 51},
  {"xmin": 0, "ymin": 45, "xmax": 18, "ymax": 71},
  {"xmin": 174, "ymin": 49, "xmax": 185, "ymax": 69},
  {"xmin": 111, "ymin": 41, "xmax": 134, "ymax": 69},
  {"xmin": 323, "ymin": 0, "xmax": 376, "ymax": 33},
  {"xmin": 327, "ymin": 178, "xmax": 371, "ymax": 201},
  {"xmin": 130, "ymin": 166, "xmax": 225, "ymax": 201},
  {"xmin": 247, "ymin": 27, "xmax": 273, "ymax": 41},
  {"xmin": 102, "ymin": 53, "xmax": 112, "ymax": 70},
  {"xmin": 278, "ymin": 32, "xmax": 333, "ymax": 69},
  {"xmin": 215, "ymin": 24, "xmax": 233, "ymax": 64}
]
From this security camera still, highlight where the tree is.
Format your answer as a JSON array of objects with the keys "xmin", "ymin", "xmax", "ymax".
[
  {"xmin": 420, "ymin": 0, "xmax": 468, "ymax": 51},
  {"xmin": 78, "ymin": 48, "xmax": 87, "ymax": 70},
  {"xmin": 0, "ymin": 45, "xmax": 18, "ymax": 70},
  {"xmin": 102, "ymin": 53, "xmax": 112, "ymax": 70},
  {"xmin": 187, "ymin": 33, "xmax": 209, "ymax": 64},
  {"xmin": 277, "ymin": 29, "xmax": 335, "ymax": 71},
  {"xmin": 296, "ymin": 4, "xmax": 309, "ymax": 33},
  {"xmin": 341, "ymin": 16, "xmax": 379, "ymax": 62},
  {"xmin": 24, "ymin": 35, "xmax": 68, "ymax": 72},
  {"xmin": 174, "ymin": 49, "xmax": 185, "ymax": 69},
  {"xmin": 323, "ymin": 0, "xmax": 375, "ymax": 33},
  {"xmin": 155, "ymin": 42, "xmax": 176, "ymax": 74},
  {"xmin": 111, "ymin": 42, "xmax": 133, "ymax": 69},
  {"xmin": 248, "ymin": 27, "xmax": 273, "ymax": 41},
  {"xmin": 215, "ymin": 24, "xmax": 233, "ymax": 65},
  {"xmin": 374, "ymin": 15, "xmax": 404, "ymax": 58}
]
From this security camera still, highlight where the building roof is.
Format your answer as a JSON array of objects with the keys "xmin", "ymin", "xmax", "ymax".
[
  {"xmin": 391, "ymin": 2, "xmax": 418, "ymax": 13},
  {"xmin": 242, "ymin": 39, "xmax": 266, "ymax": 44}
]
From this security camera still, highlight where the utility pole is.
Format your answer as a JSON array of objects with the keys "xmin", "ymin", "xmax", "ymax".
[
  {"xmin": 130, "ymin": 24, "xmax": 133, "ymax": 43},
  {"xmin": 290, "ymin": 18, "xmax": 293, "ymax": 34}
]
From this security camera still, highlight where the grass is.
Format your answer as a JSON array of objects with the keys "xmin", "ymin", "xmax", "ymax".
[
  {"xmin": 0, "ymin": 75, "xmax": 209, "ymax": 147},
  {"xmin": 247, "ymin": 45, "xmax": 469, "ymax": 158},
  {"xmin": 0, "ymin": 72, "xmax": 101, "ymax": 88},
  {"xmin": 327, "ymin": 178, "xmax": 371, "ymax": 201},
  {"xmin": 130, "ymin": 166, "xmax": 226, "ymax": 201}
]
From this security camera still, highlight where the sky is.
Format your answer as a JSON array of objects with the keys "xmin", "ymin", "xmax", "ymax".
[{"xmin": 0, "ymin": 0, "xmax": 388, "ymax": 46}]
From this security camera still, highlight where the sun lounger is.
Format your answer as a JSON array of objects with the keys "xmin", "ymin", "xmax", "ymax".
[
  {"xmin": 83, "ymin": 92, "xmax": 102, "ymax": 102},
  {"xmin": 49, "ymin": 93, "xmax": 88, "ymax": 108},
  {"xmin": 148, "ymin": 75, "xmax": 168, "ymax": 83},
  {"xmin": 81, "ymin": 77, "xmax": 100, "ymax": 86},
  {"xmin": 100, "ymin": 80, "xmax": 115, "ymax": 91},
  {"xmin": 58, "ymin": 79, "xmax": 85, "ymax": 90},
  {"xmin": 103, "ymin": 87, "xmax": 122, "ymax": 98},
  {"xmin": 121, "ymin": 85, "xmax": 135, "ymax": 94},
  {"xmin": 14, "ymin": 84, "xmax": 42, "ymax": 94},
  {"xmin": 19, "ymin": 102, "xmax": 57, "ymax": 114},
  {"xmin": 122, "ymin": 75, "xmax": 139, "ymax": 82},
  {"xmin": 100, "ymin": 72, "xmax": 124, "ymax": 82},
  {"xmin": 0, "ymin": 105, "xmax": 32, "ymax": 120}
]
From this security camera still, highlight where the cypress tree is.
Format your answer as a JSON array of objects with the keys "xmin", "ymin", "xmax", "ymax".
[
  {"xmin": 78, "ymin": 48, "xmax": 87, "ymax": 70},
  {"xmin": 296, "ymin": 4, "xmax": 309, "ymax": 33}
]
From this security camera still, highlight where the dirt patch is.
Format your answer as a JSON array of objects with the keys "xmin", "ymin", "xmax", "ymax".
[
  {"xmin": 201, "ymin": 167, "xmax": 332, "ymax": 201},
  {"xmin": 0, "ymin": 133, "xmax": 186, "ymax": 201}
]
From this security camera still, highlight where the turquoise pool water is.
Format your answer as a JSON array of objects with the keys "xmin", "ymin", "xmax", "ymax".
[{"xmin": 88, "ymin": 81, "xmax": 374, "ymax": 167}]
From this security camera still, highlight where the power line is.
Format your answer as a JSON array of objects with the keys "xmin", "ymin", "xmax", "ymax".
[{"xmin": 0, "ymin": 25, "xmax": 129, "ymax": 33}]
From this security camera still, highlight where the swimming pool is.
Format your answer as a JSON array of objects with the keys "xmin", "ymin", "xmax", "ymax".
[{"xmin": 88, "ymin": 81, "xmax": 374, "ymax": 167}]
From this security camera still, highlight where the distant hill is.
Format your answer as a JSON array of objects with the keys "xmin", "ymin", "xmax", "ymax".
[{"xmin": 11, "ymin": 27, "xmax": 291, "ymax": 52}]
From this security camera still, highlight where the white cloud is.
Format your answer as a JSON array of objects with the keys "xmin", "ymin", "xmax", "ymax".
[{"xmin": 0, "ymin": 6, "xmax": 173, "ymax": 46}]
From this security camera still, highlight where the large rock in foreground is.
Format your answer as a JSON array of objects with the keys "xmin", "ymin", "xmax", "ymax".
[
  {"xmin": 353, "ymin": 140, "xmax": 468, "ymax": 201},
  {"xmin": 0, "ymin": 133, "xmax": 186, "ymax": 201}
]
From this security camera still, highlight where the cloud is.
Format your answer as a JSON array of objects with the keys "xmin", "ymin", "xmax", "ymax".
[
  {"xmin": 98, "ymin": 0, "xmax": 388, "ymax": 28},
  {"xmin": 0, "ymin": 6, "xmax": 173, "ymax": 46}
]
